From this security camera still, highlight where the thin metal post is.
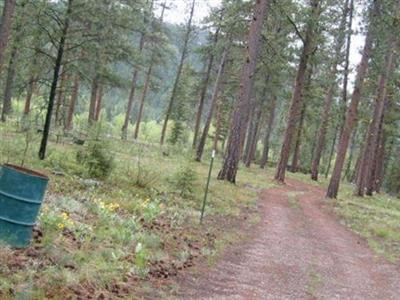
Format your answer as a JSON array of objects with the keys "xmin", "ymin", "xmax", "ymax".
[{"xmin": 200, "ymin": 150, "xmax": 215, "ymax": 224}]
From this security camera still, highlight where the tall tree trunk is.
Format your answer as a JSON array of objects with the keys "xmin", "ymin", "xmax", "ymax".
[
  {"xmin": 340, "ymin": 0, "xmax": 354, "ymax": 119},
  {"xmin": 160, "ymin": 0, "xmax": 196, "ymax": 145},
  {"xmin": 1, "ymin": 44, "xmax": 18, "ymax": 122},
  {"xmin": 310, "ymin": 0, "xmax": 349, "ymax": 180},
  {"xmin": 356, "ymin": 34, "xmax": 396, "ymax": 196},
  {"xmin": 134, "ymin": 64, "xmax": 152, "ymax": 139},
  {"xmin": 217, "ymin": 0, "xmax": 269, "ymax": 183},
  {"xmin": 88, "ymin": 74, "xmax": 99, "ymax": 125},
  {"xmin": 192, "ymin": 28, "xmax": 220, "ymax": 148},
  {"xmin": 212, "ymin": 94, "xmax": 224, "ymax": 154},
  {"xmin": 39, "ymin": 0, "xmax": 73, "ymax": 160},
  {"xmin": 326, "ymin": 0, "xmax": 379, "ymax": 198},
  {"xmin": 325, "ymin": 0, "xmax": 354, "ymax": 179},
  {"xmin": 373, "ymin": 90, "xmax": 394, "ymax": 193},
  {"xmin": 121, "ymin": 33, "xmax": 145, "ymax": 139},
  {"xmin": 65, "ymin": 74, "xmax": 79, "ymax": 130},
  {"xmin": 275, "ymin": 0, "xmax": 321, "ymax": 183},
  {"xmin": 324, "ymin": 125, "xmax": 338, "ymax": 178},
  {"xmin": 342, "ymin": 125, "xmax": 358, "ymax": 181},
  {"xmin": 0, "ymin": 0, "xmax": 16, "ymax": 76},
  {"xmin": 23, "ymin": 76, "xmax": 36, "ymax": 115},
  {"xmin": 290, "ymin": 65, "xmax": 313, "ymax": 173},
  {"xmin": 245, "ymin": 104, "xmax": 262, "ymax": 167},
  {"xmin": 121, "ymin": 0, "xmax": 154, "ymax": 139},
  {"xmin": 243, "ymin": 103, "xmax": 257, "ymax": 163},
  {"xmin": 290, "ymin": 103, "xmax": 306, "ymax": 173},
  {"xmin": 23, "ymin": 38, "xmax": 41, "ymax": 117},
  {"xmin": 371, "ymin": 107, "xmax": 386, "ymax": 193},
  {"xmin": 55, "ymin": 68, "xmax": 67, "ymax": 126},
  {"xmin": 94, "ymin": 84, "xmax": 103, "ymax": 121},
  {"xmin": 196, "ymin": 47, "xmax": 228, "ymax": 162},
  {"xmin": 377, "ymin": 131, "xmax": 394, "ymax": 193},
  {"xmin": 133, "ymin": 3, "xmax": 166, "ymax": 140},
  {"xmin": 260, "ymin": 95, "xmax": 277, "ymax": 169}
]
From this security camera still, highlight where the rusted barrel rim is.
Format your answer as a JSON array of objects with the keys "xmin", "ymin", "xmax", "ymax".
[{"xmin": 2, "ymin": 164, "xmax": 49, "ymax": 180}]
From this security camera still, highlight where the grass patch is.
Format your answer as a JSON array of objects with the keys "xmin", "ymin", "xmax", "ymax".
[
  {"xmin": 0, "ymin": 123, "xmax": 274, "ymax": 298},
  {"xmin": 317, "ymin": 181, "xmax": 400, "ymax": 262},
  {"xmin": 287, "ymin": 191, "xmax": 303, "ymax": 209},
  {"xmin": 306, "ymin": 264, "xmax": 322, "ymax": 299}
]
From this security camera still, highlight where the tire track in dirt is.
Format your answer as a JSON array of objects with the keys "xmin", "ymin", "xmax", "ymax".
[{"xmin": 177, "ymin": 178, "xmax": 400, "ymax": 299}]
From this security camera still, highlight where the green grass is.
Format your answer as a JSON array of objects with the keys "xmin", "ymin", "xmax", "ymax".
[
  {"xmin": 331, "ymin": 185, "xmax": 400, "ymax": 262},
  {"xmin": 287, "ymin": 191, "xmax": 303, "ymax": 209},
  {"xmin": 1, "ymin": 120, "xmax": 399, "ymax": 298},
  {"xmin": 0, "ymin": 121, "xmax": 274, "ymax": 298}
]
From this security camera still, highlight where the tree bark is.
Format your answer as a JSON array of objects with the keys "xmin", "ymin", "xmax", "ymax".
[
  {"xmin": 196, "ymin": 47, "xmax": 228, "ymax": 162},
  {"xmin": 260, "ymin": 95, "xmax": 277, "ymax": 169},
  {"xmin": 324, "ymin": 125, "xmax": 338, "ymax": 178},
  {"xmin": 39, "ymin": 0, "xmax": 73, "ymax": 160},
  {"xmin": 371, "ymin": 106, "xmax": 386, "ymax": 193},
  {"xmin": 217, "ymin": 0, "xmax": 269, "ymax": 183},
  {"xmin": 88, "ymin": 74, "xmax": 99, "ymax": 125},
  {"xmin": 326, "ymin": 0, "xmax": 379, "ymax": 198},
  {"xmin": 376, "ymin": 130, "xmax": 394, "ymax": 193},
  {"xmin": 342, "ymin": 125, "xmax": 358, "ymax": 181},
  {"xmin": 134, "ymin": 64, "xmax": 152, "ymax": 139},
  {"xmin": 245, "ymin": 104, "xmax": 262, "ymax": 167},
  {"xmin": 310, "ymin": 0, "xmax": 349, "ymax": 180},
  {"xmin": 192, "ymin": 28, "xmax": 220, "ymax": 148},
  {"xmin": 23, "ymin": 76, "xmax": 36, "ymax": 116},
  {"xmin": 121, "ymin": 33, "xmax": 145, "ymax": 139},
  {"xmin": 133, "ymin": 3, "xmax": 166, "ymax": 140},
  {"xmin": 94, "ymin": 84, "xmax": 103, "ymax": 122},
  {"xmin": 341, "ymin": 0, "xmax": 354, "ymax": 111},
  {"xmin": 23, "ymin": 38, "xmax": 41, "ymax": 117},
  {"xmin": 275, "ymin": 0, "xmax": 321, "ymax": 183},
  {"xmin": 160, "ymin": 0, "xmax": 196, "ymax": 145},
  {"xmin": 65, "ymin": 74, "xmax": 79, "ymax": 131},
  {"xmin": 0, "ymin": 0, "xmax": 16, "ymax": 76},
  {"xmin": 1, "ymin": 44, "xmax": 18, "ymax": 122},
  {"xmin": 121, "ymin": 0, "xmax": 154, "ymax": 139},
  {"xmin": 290, "ymin": 103, "xmax": 306, "ymax": 173},
  {"xmin": 212, "ymin": 95, "xmax": 224, "ymax": 154},
  {"xmin": 55, "ymin": 68, "xmax": 67, "ymax": 126},
  {"xmin": 356, "ymin": 33, "xmax": 396, "ymax": 196},
  {"xmin": 243, "ymin": 103, "xmax": 257, "ymax": 163}
]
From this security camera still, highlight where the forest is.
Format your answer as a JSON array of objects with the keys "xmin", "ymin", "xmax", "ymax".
[{"xmin": 0, "ymin": 0, "xmax": 399, "ymax": 299}]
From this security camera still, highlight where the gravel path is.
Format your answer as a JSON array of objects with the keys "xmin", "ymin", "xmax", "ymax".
[{"xmin": 178, "ymin": 178, "xmax": 400, "ymax": 299}]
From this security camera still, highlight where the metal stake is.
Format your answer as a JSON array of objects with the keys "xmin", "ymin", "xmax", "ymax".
[{"xmin": 200, "ymin": 150, "xmax": 215, "ymax": 224}]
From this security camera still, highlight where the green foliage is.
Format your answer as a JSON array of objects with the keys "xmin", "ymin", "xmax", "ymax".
[
  {"xmin": 133, "ymin": 242, "xmax": 150, "ymax": 278},
  {"xmin": 76, "ymin": 126, "xmax": 114, "ymax": 179},
  {"xmin": 168, "ymin": 119, "xmax": 186, "ymax": 145},
  {"xmin": 172, "ymin": 163, "xmax": 198, "ymax": 198},
  {"xmin": 168, "ymin": 64, "xmax": 198, "ymax": 145},
  {"xmin": 76, "ymin": 139, "xmax": 114, "ymax": 179}
]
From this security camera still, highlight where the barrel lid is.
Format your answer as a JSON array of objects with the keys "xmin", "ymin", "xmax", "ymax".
[{"xmin": 2, "ymin": 164, "xmax": 49, "ymax": 181}]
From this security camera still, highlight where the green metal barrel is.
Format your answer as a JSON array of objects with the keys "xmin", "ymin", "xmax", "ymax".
[{"xmin": 0, "ymin": 164, "xmax": 49, "ymax": 248}]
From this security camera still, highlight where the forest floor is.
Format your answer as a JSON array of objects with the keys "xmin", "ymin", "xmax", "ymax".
[
  {"xmin": 0, "ymin": 124, "xmax": 399, "ymax": 299},
  {"xmin": 177, "ymin": 178, "xmax": 400, "ymax": 300}
]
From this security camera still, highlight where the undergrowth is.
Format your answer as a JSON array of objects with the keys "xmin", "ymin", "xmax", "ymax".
[{"xmin": 0, "ymin": 124, "xmax": 273, "ymax": 298}]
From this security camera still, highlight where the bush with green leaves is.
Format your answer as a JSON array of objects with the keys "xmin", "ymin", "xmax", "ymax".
[
  {"xmin": 77, "ymin": 138, "xmax": 114, "ymax": 179},
  {"xmin": 172, "ymin": 163, "xmax": 198, "ymax": 198}
]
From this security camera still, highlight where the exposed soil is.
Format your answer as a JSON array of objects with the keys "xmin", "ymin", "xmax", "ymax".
[{"xmin": 177, "ymin": 178, "xmax": 400, "ymax": 299}]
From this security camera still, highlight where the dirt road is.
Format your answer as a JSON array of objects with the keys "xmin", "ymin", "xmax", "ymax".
[{"xmin": 178, "ymin": 179, "xmax": 400, "ymax": 299}]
